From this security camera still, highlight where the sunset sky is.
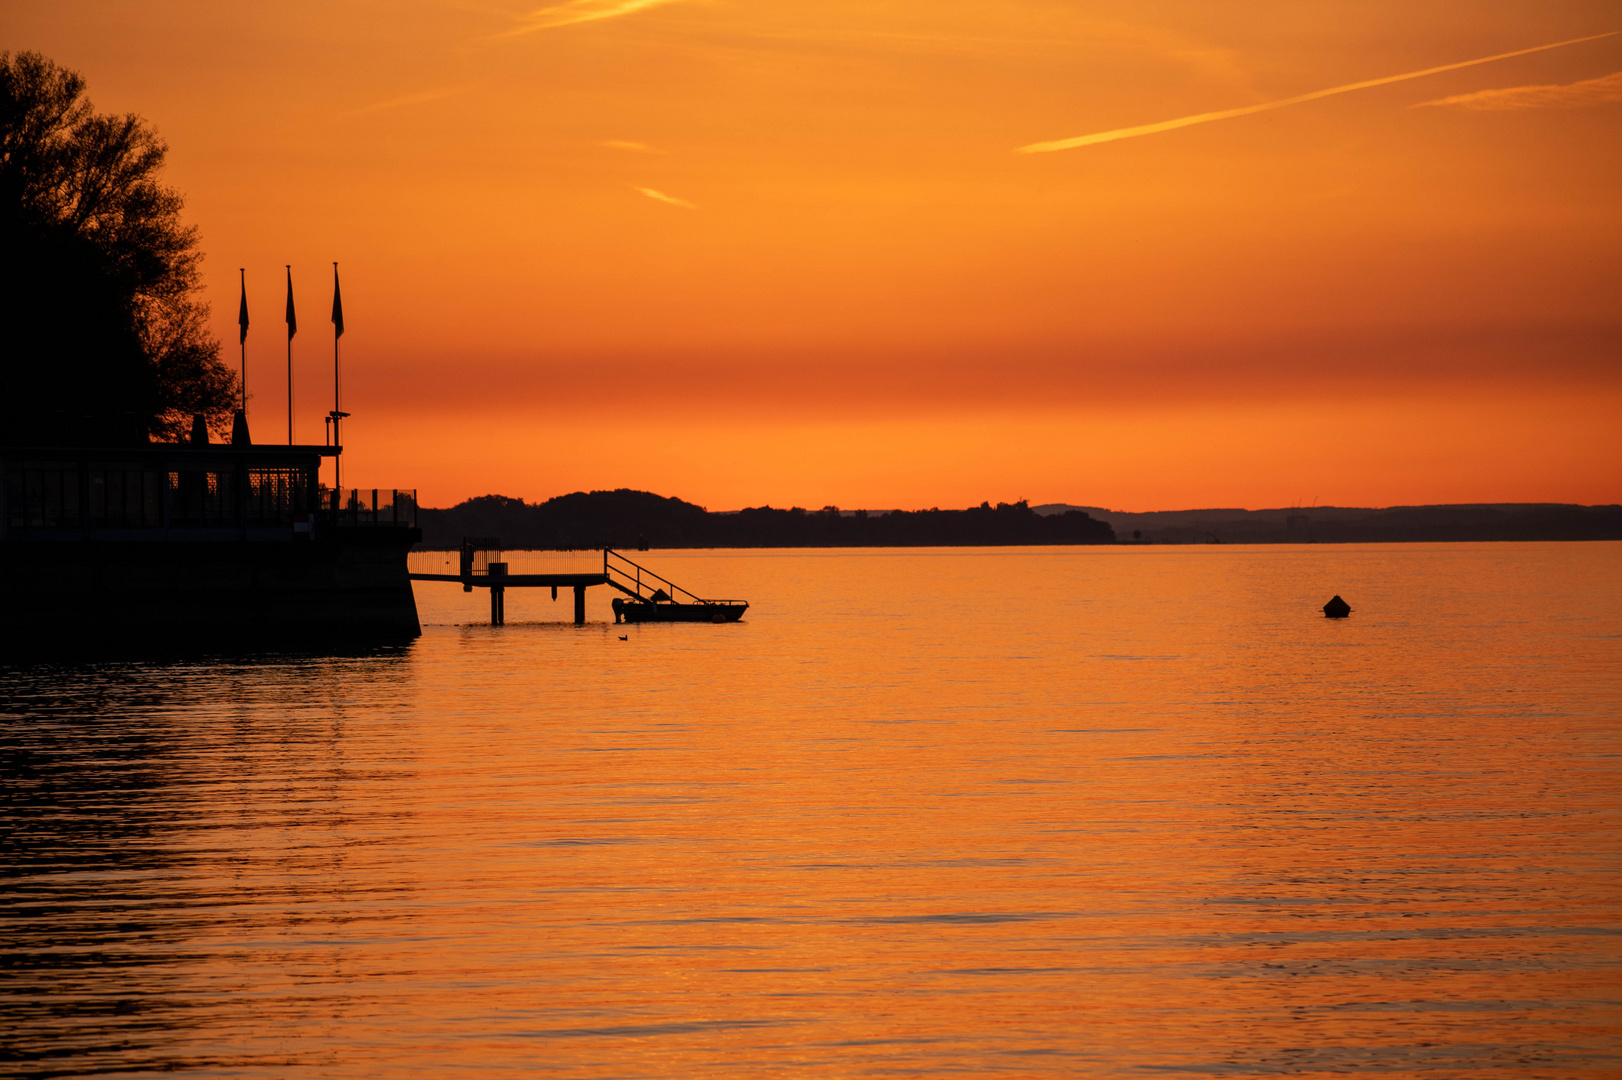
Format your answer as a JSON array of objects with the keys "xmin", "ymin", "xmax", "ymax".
[{"xmin": 6, "ymin": 0, "xmax": 1619, "ymax": 510}]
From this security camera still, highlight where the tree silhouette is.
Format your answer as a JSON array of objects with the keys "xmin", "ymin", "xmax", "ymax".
[{"xmin": 0, "ymin": 51, "xmax": 236, "ymax": 444}]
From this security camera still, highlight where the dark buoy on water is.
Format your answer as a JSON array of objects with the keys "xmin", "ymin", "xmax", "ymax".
[{"xmin": 1323, "ymin": 595, "xmax": 1351, "ymax": 618}]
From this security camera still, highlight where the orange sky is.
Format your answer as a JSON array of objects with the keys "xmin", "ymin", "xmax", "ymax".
[{"xmin": 6, "ymin": 1, "xmax": 1620, "ymax": 510}]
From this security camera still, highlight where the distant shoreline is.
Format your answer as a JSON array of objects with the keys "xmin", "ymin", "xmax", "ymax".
[
  {"xmin": 413, "ymin": 492, "xmax": 1622, "ymax": 550},
  {"xmin": 1028, "ymin": 502, "xmax": 1622, "ymax": 545}
]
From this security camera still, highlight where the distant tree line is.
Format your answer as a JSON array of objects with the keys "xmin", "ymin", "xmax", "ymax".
[
  {"xmin": 1123, "ymin": 503, "xmax": 1622, "ymax": 545},
  {"xmin": 1, "ymin": 52, "xmax": 236, "ymax": 445},
  {"xmin": 417, "ymin": 490, "xmax": 1117, "ymax": 550}
]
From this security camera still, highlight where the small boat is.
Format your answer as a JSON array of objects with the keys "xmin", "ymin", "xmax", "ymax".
[
  {"xmin": 612, "ymin": 597, "xmax": 748, "ymax": 623},
  {"xmin": 605, "ymin": 552, "xmax": 748, "ymax": 623}
]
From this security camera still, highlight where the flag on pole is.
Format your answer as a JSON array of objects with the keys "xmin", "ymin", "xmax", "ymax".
[
  {"xmin": 238, "ymin": 269, "xmax": 249, "ymax": 344},
  {"xmin": 331, "ymin": 264, "xmax": 345, "ymax": 338},
  {"xmin": 285, "ymin": 267, "xmax": 297, "ymax": 338}
]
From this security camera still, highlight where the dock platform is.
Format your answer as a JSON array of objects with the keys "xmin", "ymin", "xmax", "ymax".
[{"xmin": 408, "ymin": 544, "xmax": 745, "ymax": 626}]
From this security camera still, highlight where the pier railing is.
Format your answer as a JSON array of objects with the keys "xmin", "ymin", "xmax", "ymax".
[
  {"xmin": 604, "ymin": 548, "xmax": 742, "ymax": 605},
  {"xmin": 3, "ymin": 444, "xmax": 336, "ymax": 537},
  {"xmin": 0, "ymin": 446, "xmax": 425, "ymax": 539},
  {"xmin": 325, "ymin": 488, "xmax": 418, "ymax": 528}
]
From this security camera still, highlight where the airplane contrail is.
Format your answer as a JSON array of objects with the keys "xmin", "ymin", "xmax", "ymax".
[
  {"xmin": 636, "ymin": 186, "xmax": 695, "ymax": 209},
  {"xmin": 1418, "ymin": 69, "xmax": 1622, "ymax": 110},
  {"xmin": 506, "ymin": 0, "xmax": 685, "ymax": 34},
  {"xmin": 341, "ymin": 86, "xmax": 468, "ymax": 118},
  {"xmin": 1017, "ymin": 30, "xmax": 1618, "ymax": 154}
]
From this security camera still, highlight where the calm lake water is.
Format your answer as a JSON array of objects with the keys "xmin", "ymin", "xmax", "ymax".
[{"xmin": 4, "ymin": 543, "xmax": 1620, "ymax": 1078}]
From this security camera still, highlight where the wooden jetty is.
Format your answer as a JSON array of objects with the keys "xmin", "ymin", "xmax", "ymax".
[{"xmin": 409, "ymin": 544, "xmax": 747, "ymax": 626}]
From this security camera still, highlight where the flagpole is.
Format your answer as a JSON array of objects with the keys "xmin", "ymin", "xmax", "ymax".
[
  {"xmin": 334, "ymin": 265, "xmax": 340, "ymax": 491},
  {"xmin": 286, "ymin": 265, "xmax": 295, "ymax": 445},
  {"xmin": 330, "ymin": 262, "xmax": 346, "ymax": 493},
  {"xmin": 238, "ymin": 268, "xmax": 247, "ymax": 412},
  {"xmin": 334, "ymin": 327, "xmax": 341, "ymax": 491}
]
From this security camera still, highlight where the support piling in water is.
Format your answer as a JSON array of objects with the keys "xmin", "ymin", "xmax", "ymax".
[{"xmin": 489, "ymin": 561, "xmax": 508, "ymax": 625}]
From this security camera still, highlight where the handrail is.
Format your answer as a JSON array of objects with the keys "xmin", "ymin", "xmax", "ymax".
[
  {"xmin": 323, "ymin": 487, "xmax": 418, "ymax": 528},
  {"xmin": 603, "ymin": 548, "xmax": 743, "ymax": 606},
  {"xmin": 605, "ymin": 548, "xmax": 694, "ymax": 599}
]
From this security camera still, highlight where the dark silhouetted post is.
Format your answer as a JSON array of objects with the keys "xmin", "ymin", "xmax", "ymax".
[
  {"xmin": 329, "ymin": 263, "xmax": 348, "ymax": 490},
  {"xmin": 574, "ymin": 585, "xmax": 586, "ymax": 625},
  {"xmin": 489, "ymin": 560, "xmax": 508, "ymax": 625},
  {"xmin": 237, "ymin": 268, "xmax": 248, "ymax": 412},
  {"xmin": 285, "ymin": 266, "xmax": 297, "ymax": 444}
]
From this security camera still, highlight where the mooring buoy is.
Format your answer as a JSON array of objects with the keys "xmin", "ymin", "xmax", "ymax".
[{"xmin": 1323, "ymin": 595, "xmax": 1351, "ymax": 618}]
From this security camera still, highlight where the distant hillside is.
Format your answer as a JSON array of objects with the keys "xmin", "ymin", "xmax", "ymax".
[
  {"xmin": 418, "ymin": 492, "xmax": 1114, "ymax": 550},
  {"xmin": 1031, "ymin": 503, "xmax": 1622, "ymax": 543},
  {"xmin": 417, "ymin": 493, "xmax": 1620, "ymax": 550}
]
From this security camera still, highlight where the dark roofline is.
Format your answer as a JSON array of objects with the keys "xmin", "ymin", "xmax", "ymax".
[{"xmin": 1, "ymin": 443, "xmax": 341, "ymax": 461}]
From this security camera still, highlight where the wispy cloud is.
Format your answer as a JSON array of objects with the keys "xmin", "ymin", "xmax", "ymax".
[
  {"xmin": 1018, "ymin": 30, "xmax": 1618, "ymax": 153},
  {"xmin": 635, "ymin": 186, "xmax": 695, "ymax": 209},
  {"xmin": 1416, "ymin": 69, "xmax": 1622, "ymax": 110},
  {"xmin": 602, "ymin": 140, "xmax": 667, "ymax": 153},
  {"xmin": 341, "ymin": 86, "xmax": 468, "ymax": 118},
  {"xmin": 505, "ymin": 0, "xmax": 687, "ymax": 35}
]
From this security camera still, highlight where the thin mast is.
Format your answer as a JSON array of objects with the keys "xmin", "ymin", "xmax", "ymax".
[
  {"xmin": 330, "ymin": 262, "xmax": 347, "ymax": 492},
  {"xmin": 285, "ymin": 265, "xmax": 296, "ymax": 445},
  {"xmin": 237, "ymin": 268, "xmax": 248, "ymax": 412}
]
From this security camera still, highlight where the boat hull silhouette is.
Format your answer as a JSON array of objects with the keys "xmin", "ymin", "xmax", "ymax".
[{"xmin": 613, "ymin": 598, "xmax": 747, "ymax": 623}]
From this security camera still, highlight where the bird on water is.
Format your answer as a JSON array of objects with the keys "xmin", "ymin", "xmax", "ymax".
[{"xmin": 1323, "ymin": 595, "xmax": 1352, "ymax": 618}]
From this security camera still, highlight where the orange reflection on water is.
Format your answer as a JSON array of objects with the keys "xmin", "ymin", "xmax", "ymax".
[{"xmin": 3, "ymin": 544, "xmax": 1619, "ymax": 1076}]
